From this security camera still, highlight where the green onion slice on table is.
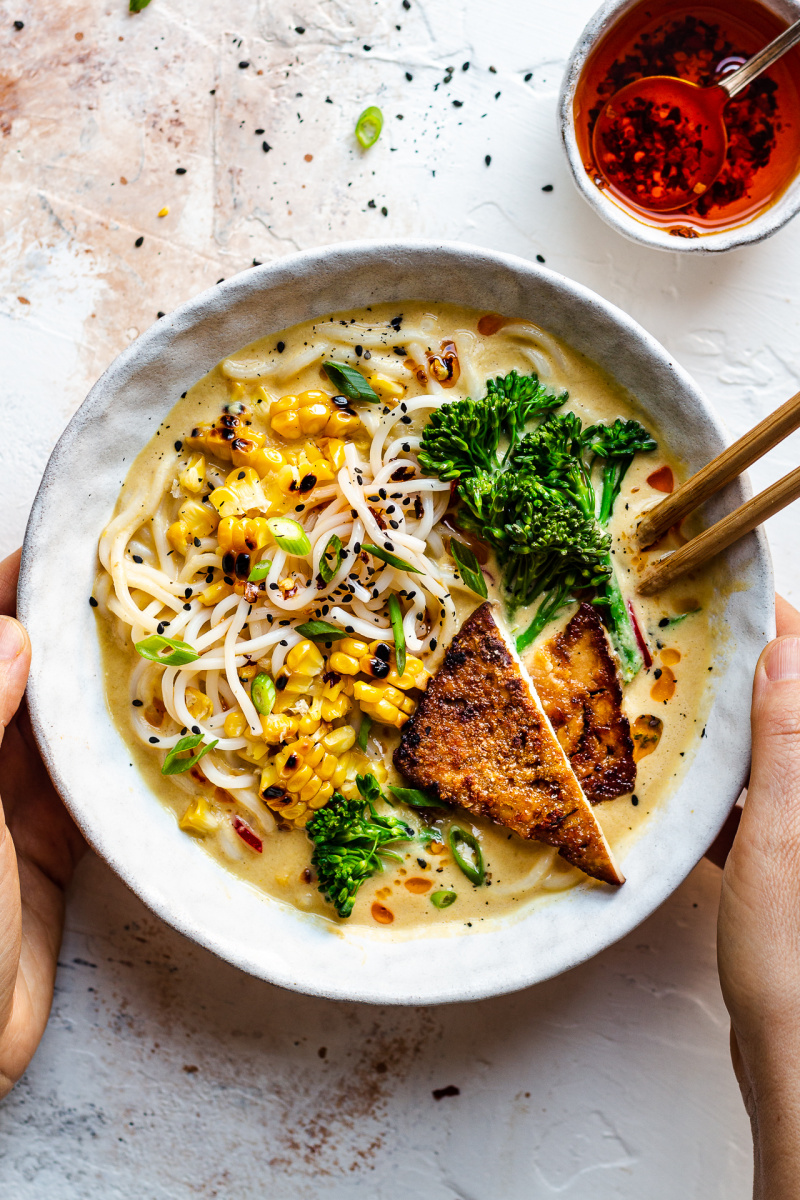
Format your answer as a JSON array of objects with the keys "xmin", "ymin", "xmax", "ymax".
[
  {"xmin": 387, "ymin": 593, "xmax": 406, "ymax": 674},
  {"xmin": 354, "ymin": 106, "xmax": 383, "ymax": 149},
  {"xmin": 135, "ymin": 634, "xmax": 199, "ymax": 666},
  {"xmin": 250, "ymin": 673, "xmax": 276, "ymax": 716},
  {"xmin": 267, "ymin": 517, "xmax": 311, "ymax": 556},
  {"xmin": 319, "ymin": 533, "xmax": 343, "ymax": 583},
  {"xmin": 362, "ymin": 543, "xmax": 421, "ymax": 573},
  {"xmin": 323, "ymin": 361, "xmax": 380, "ymax": 403},
  {"xmin": 161, "ymin": 734, "xmax": 218, "ymax": 776},
  {"xmin": 450, "ymin": 538, "xmax": 488, "ymax": 599},
  {"xmin": 448, "ymin": 825, "xmax": 486, "ymax": 885}
]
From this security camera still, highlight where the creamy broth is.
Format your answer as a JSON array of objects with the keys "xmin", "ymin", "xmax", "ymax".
[{"xmin": 96, "ymin": 302, "xmax": 721, "ymax": 937}]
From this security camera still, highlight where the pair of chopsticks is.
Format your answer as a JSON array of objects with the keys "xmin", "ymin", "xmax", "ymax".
[{"xmin": 636, "ymin": 391, "xmax": 800, "ymax": 595}]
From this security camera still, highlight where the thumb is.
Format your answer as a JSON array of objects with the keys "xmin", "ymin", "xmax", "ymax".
[{"xmin": 0, "ymin": 618, "xmax": 30, "ymax": 746}]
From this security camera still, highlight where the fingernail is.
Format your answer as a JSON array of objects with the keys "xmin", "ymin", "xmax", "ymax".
[
  {"xmin": 0, "ymin": 617, "xmax": 25, "ymax": 661},
  {"xmin": 765, "ymin": 636, "xmax": 800, "ymax": 682}
]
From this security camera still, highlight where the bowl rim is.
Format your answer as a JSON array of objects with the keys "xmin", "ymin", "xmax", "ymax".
[
  {"xmin": 18, "ymin": 238, "xmax": 775, "ymax": 1004},
  {"xmin": 557, "ymin": 0, "xmax": 800, "ymax": 254}
]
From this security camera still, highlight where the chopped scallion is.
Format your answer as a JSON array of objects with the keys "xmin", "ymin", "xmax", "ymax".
[
  {"xmin": 448, "ymin": 825, "xmax": 485, "ymax": 885},
  {"xmin": 267, "ymin": 516, "xmax": 311, "ymax": 556},
  {"xmin": 388, "ymin": 593, "xmax": 406, "ymax": 674},
  {"xmin": 450, "ymin": 538, "xmax": 488, "ymax": 599},
  {"xmin": 135, "ymin": 633, "xmax": 199, "ymax": 666},
  {"xmin": 389, "ymin": 785, "xmax": 447, "ymax": 809},
  {"xmin": 430, "ymin": 890, "xmax": 457, "ymax": 909},
  {"xmin": 161, "ymin": 733, "xmax": 218, "ymax": 775},
  {"xmin": 251, "ymin": 673, "xmax": 276, "ymax": 716},
  {"xmin": 356, "ymin": 712, "xmax": 373, "ymax": 751},
  {"xmin": 295, "ymin": 619, "xmax": 347, "ymax": 641},
  {"xmin": 354, "ymin": 105, "xmax": 383, "ymax": 149},
  {"xmin": 323, "ymin": 361, "xmax": 380, "ymax": 403},
  {"xmin": 248, "ymin": 559, "xmax": 271, "ymax": 582},
  {"xmin": 319, "ymin": 533, "xmax": 343, "ymax": 583},
  {"xmin": 362, "ymin": 543, "xmax": 422, "ymax": 573}
]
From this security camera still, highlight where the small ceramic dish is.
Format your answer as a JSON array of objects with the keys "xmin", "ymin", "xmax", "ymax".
[
  {"xmin": 558, "ymin": 0, "xmax": 800, "ymax": 254},
  {"xmin": 18, "ymin": 241, "xmax": 773, "ymax": 1004}
]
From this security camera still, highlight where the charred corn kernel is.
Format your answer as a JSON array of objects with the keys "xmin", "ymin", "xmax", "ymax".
[
  {"xmin": 298, "ymin": 403, "xmax": 330, "ymax": 435},
  {"xmin": 369, "ymin": 373, "xmax": 405, "ymax": 401},
  {"xmin": 209, "ymin": 485, "xmax": 243, "ymax": 518},
  {"xmin": 322, "ymin": 725, "xmax": 356, "ymax": 754},
  {"xmin": 179, "ymin": 498, "xmax": 219, "ymax": 537},
  {"xmin": 299, "ymin": 777, "xmax": 322, "ymax": 804},
  {"xmin": 238, "ymin": 738, "xmax": 268, "ymax": 764},
  {"xmin": 297, "ymin": 705, "xmax": 323, "ymax": 736},
  {"xmin": 271, "ymin": 409, "xmax": 301, "ymax": 439},
  {"xmin": 259, "ymin": 762, "xmax": 279, "ymax": 790},
  {"xmin": 271, "ymin": 689, "xmax": 299, "ymax": 714},
  {"xmin": 238, "ymin": 662, "xmax": 258, "ymax": 681},
  {"xmin": 305, "ymin": 743, "xmax": 326, "ymax": 770},
  {"xmin": 309, "ymin": 781, "xmax": 334, "ymax": 809},
  {"xmin": 322, "ymin": 676, "xmax": 345, "ymax": 701},
  {"xmin": 281, "ymin": 800, "xmax": 307, "ymax": 820},
  {"xmin": 354, "ymin": 681, "xmax": 382, "ymax": 705},
  {"xmin": 275, "ymin": 464, "xmax": 298, "ymax": 494},
  {"xmin": 217, "ymin": 516, "xmax": 273, "ymax": 554},
  {"xmin": 340, "ymin": 637, "xmax": 369, "ymax": 658},
  {"xmin": 324, "ymin": 438, "xmax": 347, "ymax": 469},
  {"xmin": 321, "ymin": 694, "xmax": 350, "ymax": 721},
  {"xmin": 386, "ymin": 655, "xmax": 430, "ymax": 690},
  {"xmin": 328, "ymin": 651, "xmax": 360, "ymax": 675},
  {"xmin": 373, "ymin": 698, "xmax": 401, "ymax": 724},
  {"xmin": 261, "ymin": 713, "xmax": 297, "ymax": 743},
  {"xmin": 186, "ymin": 423, "xmax": 233, "ymax": 461},
  {"xmin": 286, "ymin": 640, "xmax": 324, "ymax": 675},
  {"xmin": 200, "ymin": 579, "xmax": 233, "ymax": 606},
  {"xmin": 260, "ymin": 446, "xmax": 286, "ymax": 473},
  {"xmin": 179, "ymin": 454, "xmax": 206, "ymax": 494},
  {"xmin": 332, "ymin": 759, "xmax": 349, "ymax": 788},
  {"xmin": 316, "ymin": 751, "xmax": 338, "ymax": 781},
  {"xmin": 230, "ymin": 432, "xmax": 268, "ymax": 470},
  {"xmin": 273, "ymin": 394, "xmax": 299, "ymax": 414},
  {"xmin": 167, "ymin": 520, "xmax": 192, "ymax": 556},
  {"xmin": 224, "ymin": 467, "xmax": 268, "ymax": 514},
  {"xmin": 185, "ymin": 686, "xmax": 213, "ymax": 722},
  {"xmin": 324, "ymin": 410, "xmax": 361, "ymax": 437},
  {"xmin": 297, "ymin": 389, "xmax": 330, "ymax": 408},
  {"xmin": 179, "ymin": 796, "xmax": 219, "ymax": 835},
  {"xmin": 285, "ymin": 764, "xmax": 314, "ymax": 792},
  {"xmin": 294, "ymin": 809, "xmax": 313, "ymax": 827},
  {"xmin": 224, "ymin": 711, "xmax": 247, "ymax": 738}
]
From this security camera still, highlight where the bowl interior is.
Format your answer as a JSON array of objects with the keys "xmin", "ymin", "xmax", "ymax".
[
  {"xmin": 558, "ymin": 0, "xmax": 800, "ymax": 253},
  {"xmin": 18, "ymin": 241, "xmax": 774, "ymax": 1003}
]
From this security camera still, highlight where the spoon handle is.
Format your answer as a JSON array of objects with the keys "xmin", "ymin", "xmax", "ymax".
[{"xmin": 720, "ymin": 17, "xmax": 800, "ymax": 98}]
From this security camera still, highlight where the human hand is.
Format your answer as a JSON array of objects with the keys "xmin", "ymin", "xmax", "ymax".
[
  {"xmin": 717, "ymin": 594, "xmax": 800, "ymax": 1199},
  {"xmin": 0, "ymin": 549, "xmax": 84, "ymax": 1099}
]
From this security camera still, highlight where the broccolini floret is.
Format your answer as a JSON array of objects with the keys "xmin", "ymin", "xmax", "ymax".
[
  {"xmin": 306, "ymin": 774, "xmax": 413, "ymax": 918},
  {"xmin": 584, "ymin": 418, "xmax": 658, "ymax": 525}
]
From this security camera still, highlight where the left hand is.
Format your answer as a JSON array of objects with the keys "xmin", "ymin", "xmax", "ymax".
[{"xmin": 0, "ymin": 549, "xmax": 85, "ymax": 1098}]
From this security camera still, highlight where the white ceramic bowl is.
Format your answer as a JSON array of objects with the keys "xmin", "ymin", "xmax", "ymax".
[
  {"xmin": 558, "ymin": 0, "xmax": 800, "ymax": 254},
  {"xmin": 19, "ymin": 240, "xmax": 774, "ymax": 1004}
]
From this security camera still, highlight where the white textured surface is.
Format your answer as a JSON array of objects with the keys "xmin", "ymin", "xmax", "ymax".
[{"xmin": 4, "ymin": 0, "xmax": 800, "ymax": 1192}]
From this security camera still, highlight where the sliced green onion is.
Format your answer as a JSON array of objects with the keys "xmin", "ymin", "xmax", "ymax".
[
  {"xmin": 251, "ymin": 673, "xmax": 276, "ymax": 716},
  {"xmin": 248, "ymin": 559, "xmax": 271, "ymax": 582},
  {"xmin": 161, "ymin": 733, "xmax": 218, "ymax": 776},
  {"xmin": 295, "ymin": 619, "xmax": 347, "ymax": 641},
  {"xmin": 323, "ymin": 361, "xmax": 380, "ymax": 404},
  {"xmin": 430, "ymin": 890, "xmax": 457, "ymax": 909},
  {"xmin": 450, "ymin": 539, "xmax": 488, "ymax": 599},
  {"xmin": 356, "ymin": 712, "xmax": 372, "ymax": 751},
  {"xmin": 319, "ymin": 533, "xmax": 343, "ymax": 584},
  {"xmin": 267, "ymin": 517, "xmax": 311, "ymax": 556},
  {"xmin": 658, "ymin": 608, "xmax": 701, "ymax": 628},
  {"xmin": 389, "ymin": 785, "xmax": 447, "ymax": 810},
  {"xmin": 388, "ymin": 594, "xmax": 406, "ymax": 675},
  {"xmin": 448, "ymin": 825, "xmax": 485, "ymax": 885},
  {"xmin": 135, "ymin": 634, "xmax": 199, "ymax": 666},
  {"xmin": 355, "ymin": 105, "xmax": 383, "ymax": 149},
  {"xmin": 362, "ymin": 543, "xmax": 422, "ymax": 573},
  {"xmin": 130, "ymin": 0, "xmax": 152, "ymax": 10}
]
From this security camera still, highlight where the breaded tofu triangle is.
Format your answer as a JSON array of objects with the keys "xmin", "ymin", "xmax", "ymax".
[{"xmin": 393, "ymin": 602, "xmax": 623, "ymax": 886}]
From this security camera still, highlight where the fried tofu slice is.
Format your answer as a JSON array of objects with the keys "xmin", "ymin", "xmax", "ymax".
[
  {"xmin": 530, "ymin": 603, "xmax": 636, "ymax": 803},
  {"xmin": 393, "ymin": 602, "xmax": 623, "ymax": 886}
]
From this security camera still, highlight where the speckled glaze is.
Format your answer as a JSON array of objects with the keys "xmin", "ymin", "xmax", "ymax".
[
  {"xmin": 558, "ymin": 0, "xmax": 800, "ymax": 254},
  {"xmin": 18, "ymin": 240, "xmax": 774, "ymax": 1004}
]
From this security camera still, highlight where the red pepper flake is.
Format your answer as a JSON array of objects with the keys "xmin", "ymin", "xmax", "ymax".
[
  {"xmin": 17, "ymin": 296, "xmax": 29, "ymax": 305},
  {"xmin": 232, "ymin": 815, "xmax": 263, "ymax": 853},
  {"xmin": 647, "ymin": 464, "xmax": 674, "ymax": 493},
  {"xmin": 304, "ymin": 153, "xmax": 313, "ymax": 162}
]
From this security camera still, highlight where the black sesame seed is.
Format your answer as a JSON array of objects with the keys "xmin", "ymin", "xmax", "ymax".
[
  {"xmin": 276, "ymin": 340, "xmax": 285, "ymax": 352},
  {"xmin": 255, "ymin": 128, "xmax": 265, "ymax": 134},
  {"xmin": 132, "ymin": 699, "xmax": 143, "ymax": 707},
  {"xmin": 13, "ymin": 20, "xmax": 24, "ymax": 29},
  {"xmin": 542, "ymin": 183, "xmax": 554, "ymax": 192},
  {"xmin": 174, "ymin": 439, "xmax": 182, "ymax": 451},
  {"xmin": 149, "ymin": 736, "xmax": 159, "ymax": 744},
  {"xmin": 262, "ymin": 141, "xmax": 272, "ymax": 153},
  {"xmin": 89, "ymin": 596, "xmax": 98, "ymax": 607},
  {"xmin": 430, "ymin": 638, "xmax": 438, "ymax": 650},
  {"xmin": 536, "ymin": 254, "xmax": 545, "ymax": 263},
  {"xmin": 157, "ymin": 623, "xmax": 165, "ymax": 635},
  {"xmin": 134, "ymin": 236, "xmax": 144, "ymax": 248},
  {"xmin": 176, "ymin": 167, "xmax": 187, "ymax": 175},
  {"xmin": 238, "ymin": 60, "xmax": 250, "ymax": 68},
  {"xmin": 632, "ymin": 795, "xmax": 639, "ymax": 806},
  {"xmin": 485, "ymin": 155, "xmax": 491, "ymax": 166},
  {"xmin": 191, "ymin": 725, "xmax": 201, "ymax": 735},
  {"xmin": 183, "ymin": 603, "xmax": 191, "ymax": 611}
]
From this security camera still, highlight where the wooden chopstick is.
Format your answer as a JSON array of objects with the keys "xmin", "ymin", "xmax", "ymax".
[
  {"xmin": 636, "ymin": 389, "xmax": 800, "ymax": 548},
  {"xmin": 637, "ymin": 464, "xmax": 800, "ymax": 596}
]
